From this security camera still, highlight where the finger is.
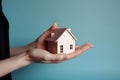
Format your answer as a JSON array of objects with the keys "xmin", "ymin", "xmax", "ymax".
[
  {"xmin": 75, "ymin": 45, "xmax": 79, "ymax": 48},
  {"xmin": 40, "ymin": 23, "xmax": 58, "ymax": 40},
  {"xmin": 40, "ymin": 54, "xmax": 66, "ymax": 63},
  {"xmin": 48, "ymin": 43, "xmax": 94, "ymax": 61},
  {"xmin": 48, "ymin": 23, "xmax": 58, "ymax": 31},
  {"xmin": 66, "ymin": 43, "xmax": 94, "ymax": 59},
  {"xmin": 40, "ymin": 61, "xmax": 53, "ymax": 64},
  {"xmin": 34, "ymin": 49, "xmax": 66, "ymax": 61},
  {"xmin": 48, "ymin": 54, "xmax": 66, "ymax": 61},
  {"xmin": 41, "ymin": 60, "xmax": 62, "ymax": 64}
]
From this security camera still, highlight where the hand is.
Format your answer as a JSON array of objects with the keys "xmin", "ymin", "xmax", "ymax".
[
  {"xmin": 27, "ymin": 23, "xmax": 94, "ymax": 63},
  {"xmin": 28, "ymin": 43, "xmax": 93, "ymax": 63}
]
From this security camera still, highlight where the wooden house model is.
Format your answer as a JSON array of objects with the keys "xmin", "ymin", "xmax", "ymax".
[{"xmin": 46, "ymin": 28, "xmax": 77, "ymax": 54}]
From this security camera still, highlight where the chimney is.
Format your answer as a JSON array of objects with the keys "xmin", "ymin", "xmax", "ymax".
[{"xmin": 51, "ymin": 32, "xmax": 55, "ymax": 37}]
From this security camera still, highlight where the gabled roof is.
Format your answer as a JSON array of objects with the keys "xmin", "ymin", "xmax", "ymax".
[{"xmin": 46, "ymin": 28, "xmax": 77, "ymax": 42}]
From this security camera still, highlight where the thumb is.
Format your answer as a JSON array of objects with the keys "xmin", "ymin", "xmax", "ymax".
[
  {"xmin": 48, "ymin": 23, "xmax": 58, "ymax": 31},
  {"xmin": 39, "ymin": 23, "xmax": 58, "ymax": 40}
]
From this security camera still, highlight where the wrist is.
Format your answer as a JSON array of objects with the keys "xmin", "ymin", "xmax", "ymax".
[{"xmin": 17, "ymin": 52, "xmax": 33, "ymax": 67}]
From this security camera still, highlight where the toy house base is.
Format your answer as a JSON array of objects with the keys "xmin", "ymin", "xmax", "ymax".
[{"xmin": 46, "ymin": 28, "xmax": 77, "ymax": 54}]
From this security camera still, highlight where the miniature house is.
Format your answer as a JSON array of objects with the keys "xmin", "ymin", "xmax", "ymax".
[{"xmin": 46, "ymin": 28, "xmax": 77, "ymax": 54}]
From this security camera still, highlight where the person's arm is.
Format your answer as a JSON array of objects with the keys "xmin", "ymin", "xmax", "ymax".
[
  {"xmin": 0, "ymin": 23, "xmax": 93, "ymax": 77},
  {"xmin": 10, "ymin": 42, "xmax": 36, "ymax": 57},
  {"xmin": 0, "ymin": 42, "xmax": 93, "ymax": 77},
  {"xmin": 0, "ymin": 52, "xmax": 32, "ymax": 77}
]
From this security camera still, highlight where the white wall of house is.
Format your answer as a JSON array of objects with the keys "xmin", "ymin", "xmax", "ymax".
[{"xmin": 57, "ymin": 31, "xmax": 75, "ymax": 54}]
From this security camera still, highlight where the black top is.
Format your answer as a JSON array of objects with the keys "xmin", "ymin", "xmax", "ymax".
[
  {"xmin": 0, "ymin": 0, "xmax": 1, "ymax": 11},
  {"xmin": 0, "ymin": 0, "xmax": 12, "ymax": 79}
]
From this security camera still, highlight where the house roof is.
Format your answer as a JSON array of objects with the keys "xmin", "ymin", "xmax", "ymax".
[{"xmin": 46, "ymin": 28, "xmax": 77, "ymax": 42}]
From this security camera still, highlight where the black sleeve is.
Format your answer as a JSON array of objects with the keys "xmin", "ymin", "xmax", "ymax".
[{"xmin": 0, "ymin": 0, "xmax": 12, "ymax": 79}]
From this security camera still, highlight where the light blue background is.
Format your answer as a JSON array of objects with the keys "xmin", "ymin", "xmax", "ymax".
[{"xmin": 2, "ymin": 0, "xmax": 120, "ymax": 80}]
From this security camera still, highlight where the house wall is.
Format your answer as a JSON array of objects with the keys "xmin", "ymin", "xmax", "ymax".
[
  {"xmin": 57, "ymin": 31, "xmax": 75, "ymax": 54},
  {"xmin": 47, "ymin": 41, "xmax": 57, "ymax": 54}
]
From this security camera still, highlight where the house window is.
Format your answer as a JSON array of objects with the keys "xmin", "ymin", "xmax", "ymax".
[
  {"xmin": 70, "ymin": 44, "xmax": 73, "ymax": 49},
  {"xmin": 60, "ymin": 45, "xmax": 63, "ymax": 53}
]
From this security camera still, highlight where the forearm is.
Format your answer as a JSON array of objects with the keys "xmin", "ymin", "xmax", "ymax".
[
  {"xmin": 10, "ymin": 42, "xmax": 36, "ymax": 57},
  {"xmin": 0, "ymin": 52, "xmax": 33, "ymax": 77}
]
